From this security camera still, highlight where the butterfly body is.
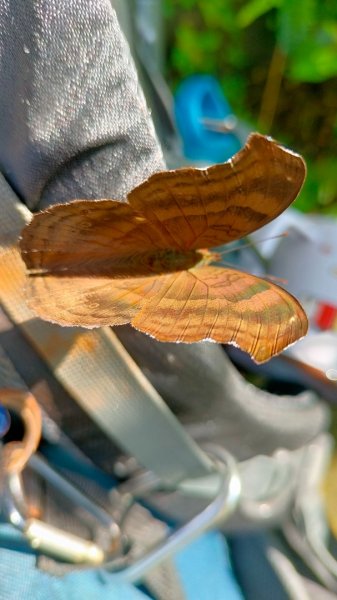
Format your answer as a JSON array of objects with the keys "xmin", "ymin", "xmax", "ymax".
[
  {"xmin": 143, "ymin": 248, "xmax": 204, "ymax": 275},
  {"xmin": 20, "ymin": 133, "xmax": 308, "ymax": 363},
  {"xmin": 30, "ymin": 247, "xmax": 203, "ymax": 278}
]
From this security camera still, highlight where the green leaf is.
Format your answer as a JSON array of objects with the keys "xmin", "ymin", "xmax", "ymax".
[
  {"xmin": 200, "ymin": 0, "xmax": 237, "ymax": 30},
  {"xmin": 237, "ymin": 0, "xmax": 283, "ymax": 28},
  {"xmin": 289, "ymin": 41, "xmax": 337, "ymax": 82}
]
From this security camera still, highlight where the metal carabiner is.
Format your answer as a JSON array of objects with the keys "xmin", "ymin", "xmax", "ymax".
[
  {"xmin": 0, "ymin": 387, "xmax": 122, "ymax": 565},
  {"xmin": 4, "ymin": 469, "xmax": 109, "ymax": 564},
  {"xmin": 0, "ymin": 389, "xmax": 240, "ymax": 574},
  {"xmin": 105, "ymin": 445, "xmax": 241, "ymax": 583}
]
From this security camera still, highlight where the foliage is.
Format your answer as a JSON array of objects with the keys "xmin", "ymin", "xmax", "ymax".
[{"xmin": 164, "ymin": 0, "xmax": 337, "ymax": 213}]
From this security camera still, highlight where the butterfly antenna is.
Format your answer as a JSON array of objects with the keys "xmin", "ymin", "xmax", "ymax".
[{"xmin": 216, "ymin": 232, "xmax": 288, "ymax": 257}]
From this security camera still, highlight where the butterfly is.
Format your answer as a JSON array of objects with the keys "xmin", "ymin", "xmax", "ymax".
[{"xmin": 20, "ymin": 133, "xmax": 308, "ymax": 363}]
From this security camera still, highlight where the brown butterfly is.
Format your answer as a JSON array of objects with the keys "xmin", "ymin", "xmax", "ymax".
[{"xmin": 20, "ymin": 133, "xmax": 308, "ymax": 363}]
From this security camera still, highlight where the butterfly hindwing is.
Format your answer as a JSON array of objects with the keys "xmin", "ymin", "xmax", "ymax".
[
  {"xmin": 26, "ymin": 272, "xmax": 163, "ymax": 327},
  {"xmin": 131, "ymin": 265, "xmax": 308, "ymax": 363}
]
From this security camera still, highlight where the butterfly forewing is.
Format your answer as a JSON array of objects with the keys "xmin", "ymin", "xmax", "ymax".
[
  {"xmin": 128, "ymin": 133, "xmax": 306, "ymax": 251},
  {"xmin": 20, "ymin": 199, "xmax": 170, "ymax": 273}
]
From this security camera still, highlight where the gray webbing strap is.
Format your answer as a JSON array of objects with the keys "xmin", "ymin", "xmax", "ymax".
[
  {"xmin": 0, "ymin": 337, "xmax": 188, "ymax": 597},
  {"xmin": 0, "ymin": 174, "xmax": 212, "ymax": 484}
]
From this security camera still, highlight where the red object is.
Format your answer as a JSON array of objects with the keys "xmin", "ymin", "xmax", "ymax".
[{"xmin": 315, "ymin": 303, "xmax": 337, "ymax": 330}]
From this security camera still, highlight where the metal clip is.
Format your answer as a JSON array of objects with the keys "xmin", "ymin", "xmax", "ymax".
[
  {"xmin": 0, "ymin": 388, "xmax": 121, "ymax": 565},
  {"xmin": 106, "ymin": 445, "xmax": 241, "ymax": 583},
  {"xmin": 0, "ymin": 389, "xmax": 240, "ymax": 574}
]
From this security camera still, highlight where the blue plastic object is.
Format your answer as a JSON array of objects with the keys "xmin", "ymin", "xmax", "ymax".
[
  {"xmin": 174, "ymin": 75, "xmax": 241, "ymax": 163},
  {"xmin": 0, "ymin": 404, "xmax": 10, "ymax": 438}
]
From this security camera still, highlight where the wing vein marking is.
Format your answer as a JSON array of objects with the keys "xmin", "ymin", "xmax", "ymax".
[
  {"xmin": 164, "ymin": 183, "xmax": 199, "ymax": 247},
  {"xmin": 184, "ymin": 270, "xmax": 220, "ymax": 340},
  {"xmin": 128, "ymin": 183, "xmax": 186, "ymax": 250},
  {"xmin": 231, "ymin": 305, "xmax": 243, "ymax": 343},
  {"xmin": 265, "ymin": 142, "xmax": 273, "ymax": 216},
  {"xmin": 76, "ymin": 222, "xmax": 153, "ymax": 250},
  {"xmin": 140, "ymin": 209, "xmax": 183, "ymax": 251},
  {"xmin": 197, "ymin": 172, "xmax": 209, "ymax": 229},
  {"xmin": 189, "ymin": 270, "xmax": 221, "ymax": 339},
  {"xmin": 200, "ymin": 285, "xmax": 220, "ymax": 341},
  {"xmin": 229, "ymin": 156, "xmax": 247, "ymax": 208},
  {"xmin": 272, "ymin": 321, "xmax": 282, "ymax": 357},
  {"xmin": 109, "ymin": 283, "xmax": 153, "ymax": 305},
  {"xmin": 206, "ymin": 298, "xmax": 221, "ymax": 340},
  {"xmin": 196, "ymin": 277, "xmax": 210, "ymax": 334},
  {"xmin": 170, "ymin": 277, "xmax": 198, "ymax": 335},
  {"xmin": 146, "ymin": 273, "xmax": 198, "ymax": 337},
  {"xmin": 44, "ymin": 277, "xmax": 153, "ymax": 305},
  {"xmin": 184, "ymin": 171, "xmax": 209, "ymax": 249},
  {"xmin": 132, "ymin": 274, "xmax": 180, "ymax": 324},
  {"xmin": 155, "ymin": 273, "xmax": 183, "ymax": 305},
  {"xmin": 44, "ymin": 220, "xmax": 162, "ymax": 254},
  {"xmin": 250, "ymin": 312, "xmax": 263, "ymax": 358},
  {"xmin": 178, "ymin": 314, "xmax": 192, "ymax": 340}
]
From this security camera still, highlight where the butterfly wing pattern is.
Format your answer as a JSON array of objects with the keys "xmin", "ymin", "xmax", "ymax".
[
  {"xmin": 131, "ymin": 267, "xmax": 306, "ymax": 364},
  {"xmin": 128, "ymin": 132, "xmax": 305, "ymax": 250},
  {"xmin": 20, "ymin": 133, "xmax": 308, "ymax": 363}
]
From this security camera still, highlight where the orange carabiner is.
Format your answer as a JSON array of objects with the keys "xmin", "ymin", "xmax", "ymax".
[{"xmin": 0, "ymin": 388, "xmax": 42, "ymax": 474}]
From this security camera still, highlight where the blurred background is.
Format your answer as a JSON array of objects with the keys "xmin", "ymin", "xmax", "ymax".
[
  {"xmin": 116, "ymin": 0, "xmax": 337, "ymax": 212},
  {"xmin": 164, "ymin": 0, "xmax": 337, "ymax": 215}
]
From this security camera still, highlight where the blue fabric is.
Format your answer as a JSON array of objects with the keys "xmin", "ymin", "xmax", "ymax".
[
  {"xmin": 0, "ymin": 526, "xmax": 149, "ymax": 600},
  {"xmin": 0, "ymin": 524, "xmax": 245, "ymax": 600},
  {"xmin": 175, "ymin": 531, "xmax": 244, "ymax": 600}
]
